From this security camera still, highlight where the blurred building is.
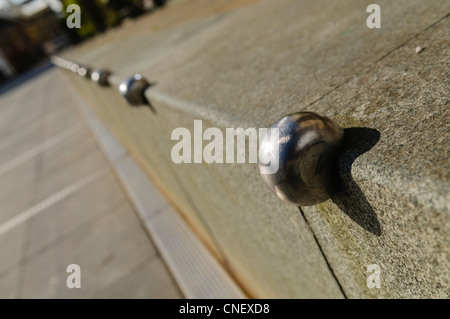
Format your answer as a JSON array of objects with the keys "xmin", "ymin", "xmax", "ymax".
[
  {"xmin": 0, "ymin": 0, "xmax": 70, "ymax": 82},
  {"xmin": 0, "ymin": 0, "xmax": 168, "ymax": 82}
]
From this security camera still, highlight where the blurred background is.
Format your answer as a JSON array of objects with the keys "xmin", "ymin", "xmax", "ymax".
[{"xmin": 0, "ymin": 0, "xmax": 167, "ymax": 84}]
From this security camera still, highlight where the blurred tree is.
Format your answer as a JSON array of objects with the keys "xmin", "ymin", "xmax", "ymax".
[
  {"xmin": 60, "ymin": 0, "xmax": 123, "ymax": 41},
  {"xmin": 78, "ymin": 0, "xmax": 107, "ymax": 33},
  {"xmin": 61, "ymin": 0, "xmax": 98, "ymax": 41},
  {"xmin": 152, "ymin": 0, "xmax": 167, "ymax": 7},
  {"xmin": 108, "ymin": 0, "xmax": 145, "ymax": 19}
]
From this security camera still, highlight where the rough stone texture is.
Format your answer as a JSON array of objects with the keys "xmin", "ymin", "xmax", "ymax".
[
  {"xmin": 301, "ymin": 18, "xmax": 450, "ymax": 298},
  {"xmin": 62, "ymin": 0, "xmax": 449, "ymax": 298},
  {"xmin": 63, "ymin": 0, "xmax": 449, "ymax": 128}
]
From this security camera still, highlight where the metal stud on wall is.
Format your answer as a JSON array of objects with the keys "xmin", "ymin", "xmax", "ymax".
[
  {"xmin": 119, "ymin": 74, "xmax": 150, "ymax": 106},
  {"xmin": 258, "ymin": 112, "xmax": 344, "ymax": 206}
]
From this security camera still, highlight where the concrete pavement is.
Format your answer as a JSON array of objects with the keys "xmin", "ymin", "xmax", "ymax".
[{"xmin": 0, "ymin": 64, "xmax": 182, "ymax": 298}]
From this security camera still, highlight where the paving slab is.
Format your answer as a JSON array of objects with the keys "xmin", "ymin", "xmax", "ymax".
[
  {"xmin": 0, "ymin": 224, "xmax": 27, "ymax": 275},
  {"xmin": 25, "ymin": 171, "xmax": 126, "ymax": 257},
  {"xmin": 0, "ymin": 268, "xmax": 19, "ymax": 299},
  {"xmin": 0, "ymin": 128, "xmax": 103, "ymax": 224},
  {"xmin": 32, "ymin": 129, "xmax": 109, "ymax": 200},
  {"xmin": 0, "ymin": 160, "xmax": 37, "ymax": 224},
  {"xmin": 0, "ymin": 68, "xmax": 183, "ymax": 299},
  {"xmin": 20, "ymin": 202, "xmax": 158, "ymax": 298},
  {"xmin": 90, "ymin": 257, "xmax": 182, "ymax": 299}
]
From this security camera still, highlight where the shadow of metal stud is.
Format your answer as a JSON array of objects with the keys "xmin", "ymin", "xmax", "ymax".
[
  {"xmin": 119, "ymin": 74, "xmax": 150, "ymax": 106},
  {"xmin": 258, "ymin": 111, "xmax": 344, "ymax": 206},
  {"xmin": 91, "ymin": 70, "xmax": 111, "ymax": 87}
]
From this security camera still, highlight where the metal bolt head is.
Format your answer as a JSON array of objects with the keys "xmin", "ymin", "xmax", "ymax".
[
  {"xmin": 258, "ymin": 111, "xmax": 344, "ymax": 206},
  {"xmin": 77, "ymin": 66, "xmax": 92, "ymax": 79},
  {"xmin": 91, "ymin": 70, "xmax": 111, "ymax": 87},
  {"xmin": 70, "ymin": 63, "xmax": 80, "ymax": 73},
  {"xmin": 119, "ymin": 74, "xmax": 150, "ymax": 106}
]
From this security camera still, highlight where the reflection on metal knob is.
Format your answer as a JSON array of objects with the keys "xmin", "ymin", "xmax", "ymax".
[
  {"xmin": 119, "ymin": 74, "xmax": 150, "ymax": 106},
  {"xmin": 77, "ymin": 66, "xmax": 91, "ymax": 79},
  {"xmin": 91, "ymin": 70, "xmax": 111, "ymax": 87},
  {"xmin": 70, "ymin": 63, "xmax": 80, "ymax": 73},
  {"xmin": 258, "ymin": 111, "xmax": 344, "ymax": 206}
]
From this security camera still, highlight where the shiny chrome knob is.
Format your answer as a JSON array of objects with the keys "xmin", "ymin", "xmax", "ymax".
[
  {"xmin": 77, "ymin": 66, "xmax": 91, "ymax": 79},
  {"xmin": 258, "ymin": 111, "xmax": 344, "ymax": 206},
  {"xmin": 119, "ymin": 74, "xmax": 150, "ymax": 106},
  {"xmin": 91, "ymin": 69, "xmax": 111, "ymax": 87},
  {"xmin": 70, "ymin": 63, "xmax": 80, "ymax": 73}
]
